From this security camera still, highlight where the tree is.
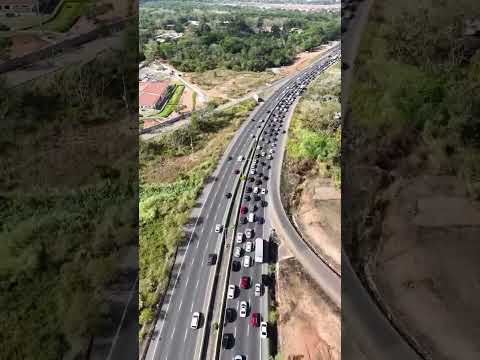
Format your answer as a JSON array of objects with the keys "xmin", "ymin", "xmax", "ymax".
[{"xmin": 143, "ymin": 40, "xmax": 159, "ymax": 62}]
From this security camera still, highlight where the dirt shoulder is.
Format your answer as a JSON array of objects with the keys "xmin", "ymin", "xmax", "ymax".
[{"xmin": 277, "ymin": 257, "xmax": 340, "ymax": 360}]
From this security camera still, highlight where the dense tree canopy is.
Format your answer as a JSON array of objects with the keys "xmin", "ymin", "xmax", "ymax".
[{"xmin": 139, "ymin": 2, "xmax": 340, "ymax": 72}]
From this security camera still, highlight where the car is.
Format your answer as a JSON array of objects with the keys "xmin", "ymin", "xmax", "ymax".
[
  {"xmin": 234, "ymin": 356, "xmax": 243, "ymax": 360},
  {"xmin": 255, "ymin": 179, "xmax": 262, "ymax": 185},
  {"xmin": 243, "ymin": 255, "xmax": 252, "ymax": 268},
  {"xmin": 256, "ymin": 145, "xmax": 262, "ymax": 150},
  {"xmin": 250, "ymin": 169, "xmax": 256, "ymax": 175},
  {"xmin": 246, "ymin": 187, "xmax": 253, "ymax": 193},
  {"xmin": 250, "ymin": 312, "xmax": 260, "ymax": 327},
  {"xmin": 239, "ymin": 301, "xmax": 248, "ymax": 317},
  {"xmin": 261, "ymin": 200, "xmax": 268, "ymax": 207},
  {"xmin": 231, "ymin": 260, "xmax": 240, "ymax": 271},
  {"xmin": 254, "ymin": 194, "xmax": 261, "ymax": 201},
  {"xmin": 207, "ymin": 253, "xmax": 217, "ymax": 265},
  {"xmin": 250, "ymin": 204, "xmax": 257, "ymax": 212},
  {"xmin": 240, "ymin": 217, "xmax": 247, "ymax": 224},
  {"xmin": 257, "ymin": 125, "xmax": 261, "ymax": 128},
  {"xmin": 261, "ymin": 188, "xmax": 267, "ymax": 195},
  {"xmin": 253, "ymin": 187, "xmax": 259, "ymax": 194},
  {"xmin": 255, "ymin": 283, "xmax": 262, "ymax": 296},
  {"xmin": 263, "ymin": 175, "xmax": 269, "ymax": 180},
  {"xmin": 240, "ymin": 205, "xmax": 248, "ymax": 214},
  {"xmin": 222, "ymin": 333, "xmax": 234, "ymax": 349},
  {"xmin": 227, "ymin": 285, "xmax": 236, "ymax": 299},
  {"xmin": 251, "ymin": 133, "xmax": 255, "ymax": 138},
  {"xmin": 234, "ymin": 246, "xmax": 242, "ymax": 258},
  {"xmin": 260, "ymin": 322, "xmax": 268, "ymax": 338},
  {"xmin": 226, "ymin": 308, "xmax": 235, "ymax": 322},
  {"xmin": 226, "ymin": 192, "xmax": 232, "ymax": 198},
  {"xmin": 248, "ymin": 177, "xmax": 255, "ymax": 182},
  {"xmin": 261, "ymin": 151, "xmax": 266, "ymax": 157},
  {"xmin": 269, "ymin": 149, "xmax": 274, "ymax": 154},
  {"xmin": 245, "ymin": 241, "xmax": 253, "ymax": 252},
  {"xmin": 247, "ymin": 213, "xmax": 255, "ymax": 223},
  {"xmin": 240, "ymin": 276, "xmax": 250, "ymax": 289},
  {"xmin": 267, "ymin": 154, "xmax": 272, "ymax": 160},
  {"xmin": 253, "ymin": 159, "xmax": 258, "ymax": 164},
  {"xmin": 234, "ymin": 169, "xmax": 240, "ymax": 174},
  {"xmin": 236, "ymin": 232, "xmax": 244, "ymax": 243},
  {"xmin": 245, "ymin": 228, "xmax": 253, "ymax": 239},
  {"xmin": 191, "ymin": 312, "xmax": 201, "ymax": 329},
  {"xmin": 244, "ymin": 194, "xmax": 251, "ymax": 201},
  {"xmin": 215, "ymin": 224, "xmax": 222, "ymax": 233},
  {"xmin": 237, "ymin": 155, "xmax": 244, "ymax": 162}
]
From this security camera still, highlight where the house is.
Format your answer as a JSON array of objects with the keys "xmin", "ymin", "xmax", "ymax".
[
  {"xmin": 0, "ymin": 0, "xmax": 35, "ymax": 14},
  {"xmin": 139, "ymin": 80, "xmax": 170, "ymax": 109}
]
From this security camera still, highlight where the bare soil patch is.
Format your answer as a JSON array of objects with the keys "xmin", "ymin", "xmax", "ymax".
[
  {"xmin": 278, "ymin": 257, "xmax": 340, "ymax": 360},
  {"xmin": 294, "ymin": 176, "xmax": 341, "ymax": 273},
  {"xmin": 276, "ymin": 47, "xmax": 331, "ymax": 77},
  {"xmin": 9, "ymin": 33, "xmax": 49, "ymax": 57},
  {"xmin": 370, "ymin": 175, "xmax": 480, "ymax": 360}
]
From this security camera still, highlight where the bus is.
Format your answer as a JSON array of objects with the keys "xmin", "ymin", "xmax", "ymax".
[{"xmin": 255, "ymin": 237, "xmax": 264, "ymax": 263}]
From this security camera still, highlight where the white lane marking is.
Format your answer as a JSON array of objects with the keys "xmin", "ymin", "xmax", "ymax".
[
  {"xmin": 152, "ymin": 194, "xmax": 208, "ymax": 359},
  {"xmin": 196, "ymin": 238, "xmax": 200, "ymax": 248},
  {"xmin": 247, "ymin": 323, "xmax": 250, "ymax": 337},
  {"xmin": 184, "ymin": 328, "xmax": 188, "ymax": 342},
  {"xmin": 236, "ymin": 301, "xmax": 240, "ymax": 311},
  {"xmin": 234, "ymin": 327, "xmax": 237, "ymax": 338},
  {"xmin": 179, "ymin": 299, "xmax": 183, "ymax": 310},
  {"xmin": 196, "ymin": 279, "xmax": 200, "ymax": 289},
  {"xmin": 190, "ymin": 302, "xmax": 194, "ymax": 312},
  {"xmin": 170, "ymin": 326, "xmax": 175, "ymax": 340},
  {"xmin": 186, "ymin": 276, "xmax": 190, "ymax": 287}
]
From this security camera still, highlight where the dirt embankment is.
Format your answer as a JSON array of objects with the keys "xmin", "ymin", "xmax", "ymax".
[
  {"xmin": 277, "ymin": 256, "xmax": 340, "ymax": 360},
  {"xmin": 367, "ymin": 175, "xmax": 480, "ymax": 360}
]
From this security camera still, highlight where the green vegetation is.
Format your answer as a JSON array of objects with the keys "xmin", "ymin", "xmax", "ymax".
[
  {"xmin": 0, "ymin": 26, "xmax": 137, "ymax": 359},
  {"xmin": 139, "ymin": 99, "xmax": 257, "ymax": 332},
  {"xmin": 43, "ymin": 0, "xmax": 89, "ymax": 32},
  {"xmin": 140, "ymin": 1, "xmax": 339, "ymax": 72},
  {"xmin": 158, "ymin": 84, "xmax": 185, "ymax": 117},
  {"xmin": 351, "ymin": 0, "xmax": 480, "ymax": 197},
  {"xmin": 287, "ymin": 62, "xmax": 340, "ymax": 185}
]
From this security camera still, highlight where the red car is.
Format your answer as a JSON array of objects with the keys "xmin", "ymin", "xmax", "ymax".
[
  {"xmin": 250, "ymin": 312, "xmax": 260, "ymax": 327},
  {"xmin": 240, "ymin": 276, "xmax": 250, "ymax": 289},
  {"xmin": 240, "ymin": 205, "xmax": 248, "ymax": 214}
]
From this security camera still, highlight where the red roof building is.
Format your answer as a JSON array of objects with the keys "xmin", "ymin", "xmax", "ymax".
[{"xmin": 139, "ymin": 81, "xmax": 170, "ymax": 109}]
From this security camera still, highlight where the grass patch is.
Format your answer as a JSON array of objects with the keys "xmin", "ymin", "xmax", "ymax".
[
  {"xmin": 43, "ymin": 0, "xmax": 89, "ymax": 33},
  {"xmin": 158, "ymin": 84, "xmax": 185, "ymax": 118},
  {"xmin": 139, "ymin": 98, "xmax": 257, "ymax": 332},
  {"xmin": 287, "ymin": 62, "xmax": 341, "ymax": 185}
]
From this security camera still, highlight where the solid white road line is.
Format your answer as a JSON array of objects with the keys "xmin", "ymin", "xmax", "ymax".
[
  {"xmin": 196, "ymin": 279, "xmax": 200, "ymax": 289},
  {"xmin": 170, "ymin": 326, "xmax": 175, "ymax": 340},
  {"xmin": 247, "ymin": 323, "xmax": 250, "ymax": 337},
  {"xmin": 190, "ymin": 302, "xmax": 194, "ymax": 312},
  {"xmin": 179, "ymin": 299, "xmax": 183, "ymax": 310},
  {"xmin": 184, "ymin": 328, "xmax": 188, "ymax": 342}
]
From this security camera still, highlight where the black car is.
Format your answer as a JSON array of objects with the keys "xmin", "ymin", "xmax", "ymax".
[
  {"xmin": 249, "ymin": 177, "xmax": 255, "ymax": 182},
  {"xmin": 246, "ymin": 187, "xmax": 253, "ymax": 193},
  {"xmin": 228, "ymin": 156, "xmax": 232, "ymax": 160},
  {"xmin": 254, "ymin": 194, "xmax": 261, "ymax": 201},
  {"xmin": 244, "ymin": 195, "xmax": 251, "ymax": 201},
  {"xmin": 231, "ymin": 260, "xmax": 241, "ymax": 272},
  {"xmin": 225, "ymin": 308, "xmax": 235, "ymax": 322},
  {"xmin": 255, "ymin": 179, "xmax": 262, "ymax": 185},
  {"xmin": 250, "ymin": 205, "xmax": 257, "ymax": 212},
  {"xmin": 263, "ymin": 176, "xmax": 269, "ymax": 180},
  {"xmin": 207, "ymin": 253, "xmax": 217, "ymax": 265},
  {"xmin": 240, "ymin": 217, "xmax": 247, "ymax": 224},
  {"xmin": 226, "ymin": 192, "xmax": 232, "ymax": 198},
  {"xmin": 261, "ymin": 200, "xmax": 268, "ymax": 207},
  {"xmin": 222, "ymin": 333, "xmax": 234, "ymax": 349},
  {"xmin": 282, "ymin": 130, "xmax": 286, "ymax": 134},
  {"xmin": 234, "ymin": 169, "xmax": 240, "ymax": 174}
]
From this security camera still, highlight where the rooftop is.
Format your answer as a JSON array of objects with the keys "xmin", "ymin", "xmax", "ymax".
[{"xmin": 139, "ymin": 80, "xmax": 169, "ymax": 108}]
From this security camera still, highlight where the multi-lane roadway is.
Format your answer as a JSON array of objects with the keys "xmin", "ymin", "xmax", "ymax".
[{"xmin": 143, "ymin": 44, "xmax": 340, "ymax": 360}]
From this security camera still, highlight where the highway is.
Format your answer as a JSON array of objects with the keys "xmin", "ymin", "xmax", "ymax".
[
  {"xmin": 143, "ymin": 44, "xmax": 340, "ymax": 360},
  {"xmin": 218, "ymin": 46, "xmax": 341, "ymax": 359}
]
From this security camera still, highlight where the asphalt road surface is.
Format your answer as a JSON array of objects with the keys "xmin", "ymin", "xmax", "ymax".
[{"xmin": 143, "ymin": 45, "xmax": 340, "ymax": 360}]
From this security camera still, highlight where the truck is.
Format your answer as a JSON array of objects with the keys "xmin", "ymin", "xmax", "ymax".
[{"xmin": 255, "ymin": 237, "xmax": 264, "ymax": 263}]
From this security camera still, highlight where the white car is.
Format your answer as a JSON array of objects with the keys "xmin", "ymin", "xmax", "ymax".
[
  {"xmin": 245, "ymin": 228, "xmax": 253, "ymax": 239},
  {"xmin": 237, "ymin": 155, "xmax": 244, "ymax": 162},
  {"xmin": 243, "ymin": 255, "xmax": 252, "ymax": 268},
  {"xmin": 269, "ymin": 149, "xmax": 274, "ymax": 154},
  {"xmin": 255, "ymin": 283, "xmax": 262, "ymax": 296},
  {"xmin": 239, "ymin": 301, "xmax": 248, "ymax": 318},
  {"xmin": 236, "ymin": 232, "xmax": 244, "ymax": 243},
  {"xmin": 245, "ymin": 241, "xmax": 253, "ymax": 253},
  {"xmin": 253, "ymin": 159, "xmax": 258, "ymax": 164},
  {"xmin": 234, "ymin": 356, "xmax": 243, "ymax": 360},
  {"xmin": 227, "ymin": 285, "xmax": 236, "ymax": 299},
  {"xmin": 191, "ymin": 312, "xmax": 200, "ymax": 329},
  {"xmin": 267, "ymin": 154, "xmax": 272, "ymax": 160},
  {"xmin": 250, "ymin": 169, "xmax": 256, "ymax": 175},
  {"xmin": 247, "ymin": 213, "xmax": 255, "ymax": 223},
  {"xmin": 261, "ymin": 188, "xmax": 266, "ymax": 195},
  {"xmin": 234, "ymin": 246, "xmax": 242, "ymax": 258},
  {"xmin": 261, "ymin": 151, "xmax": 266, "ymax": 157},
  {"xmin": 215, "ymin": 224, "xmax": 222, "ymax": 233},
  {"xmin": 256, "ymin": 145, "xmax": 262, "ymax": 150},
  {"xmin": 253, "ymin": 187, "xmax": 259, "ymax": 194},
  {"xmin": 260, "ymin": 322, "xmax": 268, "ymax": 338}
]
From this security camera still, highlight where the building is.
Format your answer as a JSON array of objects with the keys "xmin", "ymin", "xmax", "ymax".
[
  {"xmin": 0, "ymin": 0, "xmax": 35, "ymax": 14},
  {"xmin": 139, "ymin": 80, "xmax": 170, "ymax": 109}
]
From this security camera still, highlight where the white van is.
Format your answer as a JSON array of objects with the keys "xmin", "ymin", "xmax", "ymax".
[{"xmin": 247, "ymin": 213, "xmax": 255, "ymax": 223}]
